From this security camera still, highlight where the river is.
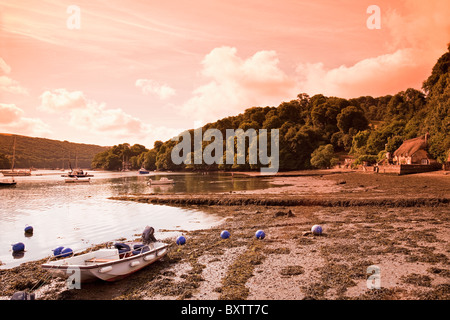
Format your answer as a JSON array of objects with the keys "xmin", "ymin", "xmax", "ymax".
[{"xmin": 0, "ymin": 170, "xmax": 274, "ymax": 268}]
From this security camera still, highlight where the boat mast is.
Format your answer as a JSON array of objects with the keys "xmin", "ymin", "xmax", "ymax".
[{"xmin": 11, "ymin": 135, "xmax": 16, "ymax": 172}]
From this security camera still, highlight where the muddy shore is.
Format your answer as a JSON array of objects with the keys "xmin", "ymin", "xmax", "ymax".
[{"xmin": 1, "ymin": 170, "xmax": 449, "ymax": 300}]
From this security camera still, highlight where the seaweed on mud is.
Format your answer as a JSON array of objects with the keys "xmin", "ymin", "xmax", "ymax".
[
  {"xmin": 401, "ymin": 273, "xmax": 432, "ymax": 287},
  {"xmin": 280, "ymin": 265, "xmax": 304, "ymax": 276},
  {"xmin": 416, "ymin": 284, "xmax": 450, "ymax": 300},
  {"xmin": 314, "ymin": 262, "xmax": 357, "ymax": 296},
  {"xmin": 264, "ymin": 247, "xmax": 291, "ymax": 255},
  {"xmin": 427, "ymin": 267, "xmax": 450, "ymax": 278},
  {"xmin": 301, "ymin": 282, "xmax": 329, "ymax": 300},
  {"xmin": 354, "ymin": 287, "xmax": 404, "ymax": 300},
  {"xmin": 218, "ymin": 241, "xmax": 266, "ymax": 300}
]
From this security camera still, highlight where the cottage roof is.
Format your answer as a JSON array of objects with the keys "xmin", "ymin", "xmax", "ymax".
[{"xmin": 393, "ymin": 135, "xmax": 427, "ymax": 157}]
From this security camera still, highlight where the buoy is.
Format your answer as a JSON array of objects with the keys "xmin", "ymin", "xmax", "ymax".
[
  {"xmin": 60, "ymin": 247, "xmax": 73, "ymax": 258},
  {"xmin": 176, "ymin": 236, "xmax": 186, "ymax": 245},
  {"xmin": 12, "ymin": 242, "xmax": 25, "ymax": 253},
  {"xmin": 220, "ymin": 230, "xmax": 231, "ymax": 239},
  {"xmin": 24, "ymin": 226, "xmax": 33, "ymax": 234},
  {"xmin": 311, "ymin": 225, "xmax": 323, "ymax": 235},
  {"xmin": 10, "ymin": 291, "xmax": 35, "ymax": 300},
  {"xmin": 255, "ymin": 230, "xmax": 265, "ymax": 240},
  {"xmin": 53, "ymin": 246, "xmax": 65, "ymax": 257}
]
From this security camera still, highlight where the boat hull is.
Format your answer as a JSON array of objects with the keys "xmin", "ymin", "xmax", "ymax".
[
  {"xmin": 65, "ymin": 178, "xmax": 90, "ymax": 183},
  {"xmin": 42, "ymin": 243, "xmax": 169, "ymax": 283},
  {"xmin": 2, "ymin": 171, "xmax": 31, "ymax": 176},
  {"xmin": 0, "ymin": 182, "xmax": 16, "ymax": 187}
]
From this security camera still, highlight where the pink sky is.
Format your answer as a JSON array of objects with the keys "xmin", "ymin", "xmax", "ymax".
[{"xmin": 0, "ymin": 0, "xmax": 449, "ymax": 147}]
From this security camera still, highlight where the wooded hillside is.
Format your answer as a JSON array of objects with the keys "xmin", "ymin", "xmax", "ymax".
[{"xmin": 0, "ymin": 134, "xmax": 108, "ymax": 169}]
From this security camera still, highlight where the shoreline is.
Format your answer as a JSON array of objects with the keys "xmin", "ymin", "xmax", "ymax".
[{"xmin": 1, "ymin": 171, "xmax": 449, "ymax": 300}]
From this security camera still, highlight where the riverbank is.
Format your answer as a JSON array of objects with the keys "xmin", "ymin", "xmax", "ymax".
[{"xmin": 1, "ymin": 170, "xmax": 449, "ymax": 300}]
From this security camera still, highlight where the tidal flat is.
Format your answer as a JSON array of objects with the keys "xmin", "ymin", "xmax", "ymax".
[{"xmin": 1, "ymin": 170, "xmax": 449, "ymax": 300}]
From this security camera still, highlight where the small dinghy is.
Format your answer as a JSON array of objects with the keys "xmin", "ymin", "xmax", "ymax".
[
  {"xmin": 0, "ymin": 180, "xmax": 17, "ymax": 187},
  {"xmin": 42, "ymin": 241, "xmax": 169, "ymax": 282},
  {"xmin": 42, "ymin": 227, "xmax": 169, "ymax": 283},
  {"xmin": 65, "ymin": 178, "xmax": 90, "ymax": 183},
  {"xmin": 148, "ymin": 177, "xmax": 174, "ymax": 185}
]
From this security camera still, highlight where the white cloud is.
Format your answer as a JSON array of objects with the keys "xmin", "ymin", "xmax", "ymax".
[
  {"xmin": 0, "ymin": 76, "xmax": 28, "ymax": 95},
  {"xmin": 0, "ymin": 57, "xmax": 28, "ymax": 95},
  {"xmin": 295, "ymin": 48, "xmax": 430, "ymax": 98},
  {"xmin": 180, "ymin": 46, "xmax": 297, "ymax": 124},
  {"xmin": 38, "ymin": 88, "xmax": 180, "ymax": 147},
  {"xmin": 0, "ymin": 58, "xmax": 12, "ymax": 74},
  {"xmin": 0, "ymin": 103, "xmax": 51, "ymax": 136},
  {"xmin": 135, "ymin": 79, "xmax": 176, "ymax": 100},
  {"xmin": 39, "ymin": 89, "xmax": 86, "ymax": 112}
]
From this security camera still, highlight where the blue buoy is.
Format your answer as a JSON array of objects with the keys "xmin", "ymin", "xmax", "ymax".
[
  {"xmin": 220, "ymin": 230, "xmax": 231, "ymax": 239},
  {"xmin": 12, "ymin": 242, "xmax": 25, "ymax": 253},
  {"xmin": 311, "ymin": 225, "xmax": 323, "ymax": 235},
  {"xmin": 24, "ymin": 226, "xmax": 33, "ymax": 234},
  {"xmin": 60, "ymin": 247, "xmax": 73, "ymax": 258},
  {"xmin": 53, "ymin": 246, "xmax": 65, "ymax": 257},
  {"xmin": 255, "ymin": 230, "xmax": 265, "ymax": 240},
  {"xmin": 176, "ymin": 236, "xmax": 186, "ymax": 245}
]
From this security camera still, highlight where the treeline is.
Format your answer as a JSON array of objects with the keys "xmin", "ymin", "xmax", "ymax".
[
  {"xmin": 92, "ymin": 45, "xmax": 450, "ymax": 172},
  {"xmin": 0, "ymin": 134, "xmax": 108, "ymax": 169},
  {"xmin": 91, "ymin": 143, "xmax": 149, "ymax": 171}
]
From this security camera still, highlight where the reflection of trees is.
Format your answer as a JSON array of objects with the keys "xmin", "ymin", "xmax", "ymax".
[
  {"xmin": 105, "ymin": 173, "xmax": 273, "ymax": 195},
  {"xmin": 108, "ymin": 176, "xmax": 148, "ymax": 194},
  {"xmin": 180, "ymin": 173, "xmax": 269, "ymax": 193}
]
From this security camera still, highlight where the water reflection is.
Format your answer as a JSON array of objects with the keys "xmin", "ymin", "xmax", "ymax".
[{"xmin": 0, "ymin": 171, "xmax": 274, "ymax": 268}]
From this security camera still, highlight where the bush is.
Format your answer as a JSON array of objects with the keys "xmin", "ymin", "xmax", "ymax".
[{"xmin": 310, "ymin": 144, "xmax": 335, "ymax": 169}]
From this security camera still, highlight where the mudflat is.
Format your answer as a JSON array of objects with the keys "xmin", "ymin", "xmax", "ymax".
[{"xmin": 1, "ymin": 170, "xmax": 449, "ymax": 300}]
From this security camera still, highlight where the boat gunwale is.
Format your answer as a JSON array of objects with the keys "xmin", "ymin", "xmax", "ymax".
[{"xmin": 42, "ymin": 242, "xmax": 169, "ymax": 271}]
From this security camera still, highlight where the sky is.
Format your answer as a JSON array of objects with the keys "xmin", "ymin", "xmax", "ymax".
[{"xmin": 0, "ymin": 0, "xmax": 449, "ymax": 148}]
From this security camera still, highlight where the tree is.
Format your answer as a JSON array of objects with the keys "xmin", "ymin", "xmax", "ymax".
[
  {"xmin": 310, "ymin": 144, "xmax": 335, "ymax": 169},
  {"xmin": 337, "ymin": 106, "xmax": 369, "ymax": 134},
  {"xmin": 143, "ymin": 149, "xmax": 157, "ymax": 171},
  {"xmin": 0, "ymin": 153, "xmax": 10, "ymax": 169}
]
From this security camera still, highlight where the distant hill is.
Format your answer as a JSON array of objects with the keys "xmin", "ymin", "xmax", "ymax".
[{"xmin": 0, "ymin": 133, "xmax": 108, "ymax": 169}]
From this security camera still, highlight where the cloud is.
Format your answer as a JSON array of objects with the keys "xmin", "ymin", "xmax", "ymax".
[
  {"xmin": 39, "ymin": 89, "xmax": 87, "ymax": 112},
  {"xmin": 135, "ymin": 79, "xmax": 176, "ymax": 100},
  {"xmin": 0, "ymin": 58, "xmax": 28, "ymax": 95},
  {"xmin": 295, "ymin": 48, "xmax": 431, "ymax": 98},
  {"xmin": 384, "ymin": 0, "xmax": 450, "ymax": 54},
  {"xmin": 180, "ymin": 46, "xmax": 297, "ymax": 123},
  {"xmin": 294, "ymin": 0, "xmax": 450, "ymax": 98},
  {"xmin": 0, "ymin": 58, "xmax": 12, "ymax": 74},
  {"xmin": 38, "ymin": 88, "xmax": 180, "ymax": 146},
  {"xmin": 0, "ymin": 103, "xmax": 51, "ymax": 136},
  {"xmin": 0, "ymin": 76, "xmax": 28, "ymax": 95}
]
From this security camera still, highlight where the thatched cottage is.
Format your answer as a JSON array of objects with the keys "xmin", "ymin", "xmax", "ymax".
[
  {"xmin": 377, "ymin": 134, "xmax": 440, "ymax": 174},
  {"xmin": 392, "ymin": 134, "xmax": 436, "ymax": 165}
]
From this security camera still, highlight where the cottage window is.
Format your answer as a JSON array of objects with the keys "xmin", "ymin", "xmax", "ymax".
[{"xmin": 421, "ymin": 159, "xmax": 429, "ymax": 165}]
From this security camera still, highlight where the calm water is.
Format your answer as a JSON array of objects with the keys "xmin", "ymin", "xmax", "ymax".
[{"xmin": 0, "ymin": 170, "xmax": 274, "ymax": 268}]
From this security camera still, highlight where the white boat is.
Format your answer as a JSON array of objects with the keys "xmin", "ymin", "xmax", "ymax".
[
  {"xmin": 148, "ymin": 177, "xmax": 174, "ymax": 185},
  {"xmin": 61, "ymin": 169, "xmax": 94, "ymax": 178},
  {"xmin": 2, "ymin": 170, "xmax": 31, "ymax": 176},
  {"xmin": 65, "ymin": 177, "xmax": 90, "ymax": 183},
  {"xmin": 42, "ymin": 241, "xmax": 169, "ymax": 283}
]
